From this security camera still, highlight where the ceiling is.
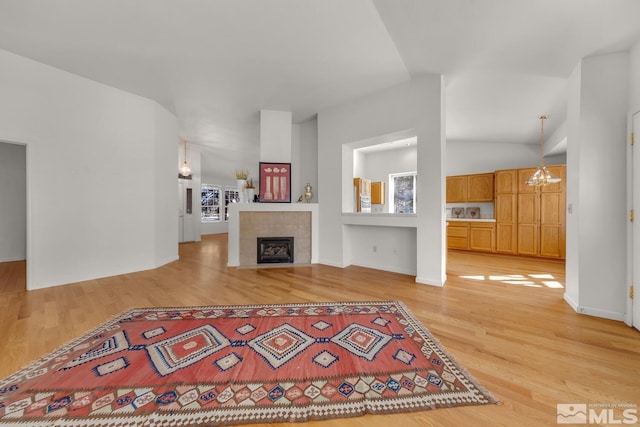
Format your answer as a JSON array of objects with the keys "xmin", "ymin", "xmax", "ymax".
[{"xmin": 1, "ymin": 0, "xmax": 639, "ymax": 162}]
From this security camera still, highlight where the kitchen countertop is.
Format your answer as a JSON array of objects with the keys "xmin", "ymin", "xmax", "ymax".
[{"xmin": 447, "ymin": 218, "xmax": 496, "ymax": 222}]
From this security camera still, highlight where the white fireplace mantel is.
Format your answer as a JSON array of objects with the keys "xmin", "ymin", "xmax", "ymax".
[{"xmin": 227, "ymin": 203, "xmax": 319, "ymax": 267}]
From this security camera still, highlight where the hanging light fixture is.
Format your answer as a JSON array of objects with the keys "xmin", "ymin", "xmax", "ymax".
[
  {"xmin": 526, "ymin": 115, "xmax": 561, "ymax": 187},
  {"xmin": 179, "ymin": 139, "xmax": 192, "ymax": 177}
]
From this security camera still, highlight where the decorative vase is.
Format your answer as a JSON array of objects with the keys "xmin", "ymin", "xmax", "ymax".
[
  {"xmin": 304, "ymin": 183, "xmax": 313, "ymax": 203},
  {"xmin": 237, "ymin": 179, "xmax": 246, "ymax": 203},
  {"xmin": 246, "ymin": 188, "xmax": 255, "ymax": 203}
]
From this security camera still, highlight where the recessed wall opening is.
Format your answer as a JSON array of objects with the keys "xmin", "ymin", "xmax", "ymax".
[{"xmin": 0, "ymin": 141, "xmax": 27, "ymax": 294}]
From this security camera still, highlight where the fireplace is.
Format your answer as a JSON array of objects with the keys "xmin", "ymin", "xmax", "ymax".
[{"xmin": 257, "ymin": 237, "xmax": 294, "ymax": 264}]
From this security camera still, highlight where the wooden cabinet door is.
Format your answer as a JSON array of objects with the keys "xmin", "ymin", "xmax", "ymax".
[
  {"xmin": 495, "ymin": 170, "xmax": 518, "ymax": 254},
  {"xmin": 495, "ymin": 169, "xmax": 518, "ymax": 194},
  {"xmin": 518, "ymin": 168, "xmax": 538, "ymax": 194},
  {"xmin": 446, "ymin": 176, "xmax": 467, "ymax": 203},
  {"xmin": 517, "ymin": 192, "xmax": 538, "ymax": 256},
  {"xmin": 495, "ymin": 193, "xmax": 517, "ymax": 253},
  {"xmin": 539, "ymin": 165, "xmax": 566, "ymax": 258},
  {"xmin": 540, "ymin": 193, "xmax": 564, "ymax": 258},
  {"xmin": 467, "ymin": 173, "xmax": 494, "ymax": 202},
  {"xmin": 540, "ymin": 165, "xmax": 565, "ymax": 194},
  {"xmin": 469, "ymin": 223, "xmax": 495, "ymax": 252},
  {"xmin": 371, "ymin": 181, "xmax": 385, "ymax": 204}
]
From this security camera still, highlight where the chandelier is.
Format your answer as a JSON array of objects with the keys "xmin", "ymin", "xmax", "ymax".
[
  {"xmin": 525, "ymin": 115, "xmax": 561, "ymax": 187},
  {"xmin": 179, "ymin": 139, "xmax": 192, "ymax": 177}
]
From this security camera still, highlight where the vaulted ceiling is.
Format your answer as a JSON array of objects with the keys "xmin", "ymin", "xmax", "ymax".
[{"xmin": 1, "ymin": 0, "xmax": 639, "ymax": 162}]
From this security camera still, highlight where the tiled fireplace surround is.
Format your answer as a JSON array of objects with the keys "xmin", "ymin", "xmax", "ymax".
[
  {"xmin": 228, "ymin": 203, "xmax": 319, "ymax": 267},
  {"xmin": 239, "ymin": 211, "xmax": 311, "ymax": 266}
]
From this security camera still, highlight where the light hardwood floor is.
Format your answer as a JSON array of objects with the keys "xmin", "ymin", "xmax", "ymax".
[
  {"xmin": 0, "ymin": 260, "xmax": 26, "ymax": 294},
  {"xmin": 0, "ymin": 234, "xmax": 638, "ymax": 426}
]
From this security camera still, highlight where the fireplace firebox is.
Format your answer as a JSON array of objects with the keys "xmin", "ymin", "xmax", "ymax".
[{"xmin": 257, "ymin": 237, "xmax": 294, "ymax": 264}]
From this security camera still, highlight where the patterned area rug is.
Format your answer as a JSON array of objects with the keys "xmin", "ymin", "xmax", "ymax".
[{"xmin": 0, "ymin": 301, "xmax": 496, "ymax": 426}]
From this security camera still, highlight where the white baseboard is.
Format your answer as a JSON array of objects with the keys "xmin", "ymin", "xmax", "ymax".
[
  {"xmin": 0, "ymin": 256, "xmax": 26, "ymax": 263},
  {"xmin": 415, "ymin": 275, "xmax": 446, "ymax": 287},
  {"xmin": 318, "ymin": 259, "xmax": 344, "ymax": 268},
  {"xmin": 564, "ymin": 293, "xmax": 624, "ymax": 321}
]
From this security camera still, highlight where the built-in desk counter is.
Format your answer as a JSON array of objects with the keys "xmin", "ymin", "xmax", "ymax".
[{"xmin": 342, "ymin": 213, "xmax": 417, "ymax": 228}]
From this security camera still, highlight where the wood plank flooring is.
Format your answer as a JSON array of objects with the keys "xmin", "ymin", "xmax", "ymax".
[
  {"xmin": 0, "ymin": 234, "xmax": 638, "ymax": 426},
  {"xmin": 0, "ymin": 260, "xmax": 26, "ymax": 295}
]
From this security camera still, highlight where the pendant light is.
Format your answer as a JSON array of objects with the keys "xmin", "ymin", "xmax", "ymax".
[
  {"xmin": 179, "ymin": 139, "xmax": 192, "ymax": 177},
  {"xmin": 526, "ymin": 115, "xmax": 561, "ymax": 187}
]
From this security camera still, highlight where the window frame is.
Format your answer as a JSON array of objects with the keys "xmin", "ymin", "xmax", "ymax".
[
  {"xmin": 201, "ymin": 184, "xmax": 222, "ymax": 222},
  {"xmin": 388, "ymin": 171, "xmax": 417, "ymax": 214}
]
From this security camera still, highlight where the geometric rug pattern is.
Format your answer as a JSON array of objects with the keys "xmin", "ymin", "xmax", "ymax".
[{"xmin": 0, "ymin": 301, "xmax": 496, "ymax": 426}]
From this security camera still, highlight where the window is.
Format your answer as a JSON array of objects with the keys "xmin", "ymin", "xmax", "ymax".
[
  {"xmin": 389, "ymin": 172, "xmax": 416, "ymax": 214},
  {"xmin": 201, "ymin": 184, "xmax": 221, "ymax": 221},
  {"xmin": 201, "ymin": 184, "xmax": 239, "ymax": 222},
  {"xmin": 224, "ymin": 186, "xmax": 239, "ymax": 221}
]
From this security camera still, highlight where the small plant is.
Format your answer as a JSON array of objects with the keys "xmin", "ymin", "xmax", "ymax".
[
  {"xmin": 235, "ymin": 170, "xmax": 249, "ymax": 180},
  {"xmin": 245, "ymin": 178, "xmax": 255, "ymax": 189}
]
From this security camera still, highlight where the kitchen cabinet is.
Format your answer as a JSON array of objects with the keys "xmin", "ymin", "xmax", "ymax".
[
  {"xmin": 516, "ymin": 165, "xmax": 566, "ymax": 259},
  {"xmin": 446, "ymin": 176, "xmax": 467, "ymax": 203},
  {"xmin": 468, "ymin": 173, "xmax": 495, "ymax": 202},
  {"xmin": 469, "ymin": 222, "xmax": 496, "ymax": 252},
  {"xmin": 446, "ymin": 173, "xmax": 494, "ymax": 203},
  {"xmin": 447, "ymin": 221, "xmax": 470, "ymax": 250},
  {"xmin": 353, "ymin": 178, "xmax": 371, "ymax": 213},
  {"xmin": 371, "ymin": 181, "xmax": 385, "ymax": 204},
  {"xmin": 447, "ymin": 221, "xmax": 496, "ymax": 252},
  {"xmin": 494, "ymin": 169, "xmax": 518, "ymax": 254}
]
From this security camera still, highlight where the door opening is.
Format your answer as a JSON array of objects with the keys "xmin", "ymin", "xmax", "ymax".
[{"xmin": 0, "ymin": 141, "xmax": 27, "ymax": 294}]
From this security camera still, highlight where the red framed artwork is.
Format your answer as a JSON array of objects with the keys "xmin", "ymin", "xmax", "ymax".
[{"xmin": 259, "ymin": 162, "xmax": 291, "ymax": 203}]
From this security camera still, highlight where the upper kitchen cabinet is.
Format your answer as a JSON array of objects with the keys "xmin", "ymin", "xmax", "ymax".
[
  {"xmin": 446, "ymin": 176, "xmax": 467, "ymax": 203},
  {"xmin": 446, "ymin": 173, "xmax": 494, "ymax": 203},
  {"xmin": 468, "ymin": 173, "xmax": 494, "ymax": 202}
]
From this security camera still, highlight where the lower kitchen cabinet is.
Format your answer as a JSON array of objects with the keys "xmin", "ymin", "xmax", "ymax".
[
  {"xmin": 447, "ymin": 222, "xmax": 469, "ymax": 250},
  {"xmin": 469, "ymin": 222, "xmax": 495, "ymax": 252},
  {"xmin": 447, "ymin": 221, "xmax": 496, "ymax": 252}
]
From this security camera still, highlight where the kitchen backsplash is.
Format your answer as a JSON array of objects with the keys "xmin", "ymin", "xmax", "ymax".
[{"xmin": 446, "ymin": 202, "xmax": 494, "ymax": 219}]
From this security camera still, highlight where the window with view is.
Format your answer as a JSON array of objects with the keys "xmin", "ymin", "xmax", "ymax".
[
  {"xmin": 201, "ymin": 184, "xmax": 221, "ymax": 221},
  {"xmin": 389, "ymin": 172, "xmax": 416, "ymax": 214}
]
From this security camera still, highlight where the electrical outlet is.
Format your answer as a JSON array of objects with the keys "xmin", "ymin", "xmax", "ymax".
[{"xmin": 373, "ymin": 245, "xmax": 377, "ymax": 252}]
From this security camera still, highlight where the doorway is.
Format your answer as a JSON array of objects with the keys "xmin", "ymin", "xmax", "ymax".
[
  {"xmin": 0, "ymin": 142, "xmax": 26, "ymax": 294},
  {"xmin": 179, "ymin": 180, "xmax": 196, "ymax": 243},
  {"xmin": 632, "ymin": 112, "xmax": 640, "ymax": 331}
]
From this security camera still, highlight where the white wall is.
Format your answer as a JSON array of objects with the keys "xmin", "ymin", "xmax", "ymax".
[
  {"xmin": 0, "ymin": 49, "xmax": 178, "ymax": 289},
  {"xmin": 445, "ymin": 141, "xmax": 540, "ymax": 175},
  {"xmin": 565, "ymin": 52, "xmax": 629, "ymax": 320},
  {"xmin": 0, "ymin": 142, "xmax": 26, "ymax": 262},
  {"xmin": 153, "ymin": 104, "xmax": 179, "ymax": 264},
  {"xmin": 318, "ymin": 75, "xmax": 445, "ymax": 285},
  {"xmin": 348, "ymin": 226, "xmax": 417, "ymax": 275},
  {"xmin": 260, "ymin": 110, "xmax": 292, "ymax": 163},
  {"xmin": 630, "ymin": 41, "xmax": 640, "ymax": 113},
  {"xmin": 627, "ymin": 39, "xmax": 640, "ymax": 325},
  {"xmin": 298, "ymin": 118, "xmax": 319, "ymax": 202}
]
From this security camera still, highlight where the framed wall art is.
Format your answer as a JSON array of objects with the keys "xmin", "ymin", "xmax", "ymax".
[{"xmin": 259, "ymin": 162, "xmax": 291, "ymax": 203}]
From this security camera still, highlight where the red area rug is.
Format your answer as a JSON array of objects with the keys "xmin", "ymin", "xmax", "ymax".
[{"xmin": 0, "ymin": 301, "xmax": 496, "ymax": 426}]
